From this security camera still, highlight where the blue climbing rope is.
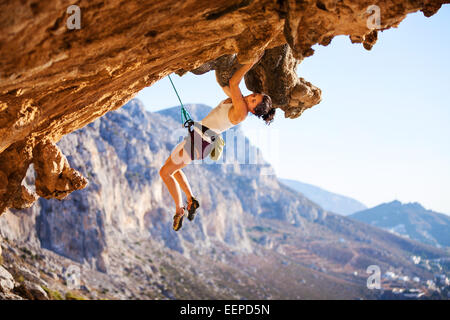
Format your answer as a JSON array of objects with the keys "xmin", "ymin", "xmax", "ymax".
[{"xmin": 168, "ymin": 74, "xmax": 193, "ymax": 128}]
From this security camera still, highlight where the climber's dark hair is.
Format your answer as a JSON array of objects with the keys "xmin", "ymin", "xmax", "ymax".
[{"xmin": 253, "ymin": 94, "xmax": 275, "ymax": 125}]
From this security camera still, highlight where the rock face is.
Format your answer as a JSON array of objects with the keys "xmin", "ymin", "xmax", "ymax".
[
  {"xmin": 13, "ymin": 280, "xmax": 49, "ymax": 300},
  {"xmin": 191, "ymin": 44, "xmax": 322, "ymax": 118},
  {"xmin": 0, "ymin": 0, "xmax": 449, "ymax": 215},
  {"xmin": 0, "ymin": 265, "xmax": 15, "ymax": 293},
  {"xmin": 1, "ymin": 100, "xmax": 448, "ymax": 300},
  {"xmin": 2, "ymin": 99, "xmax": 326, "ymax": 272}
]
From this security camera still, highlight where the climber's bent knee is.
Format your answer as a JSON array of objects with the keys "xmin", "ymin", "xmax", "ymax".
[{"xmin": 159, "ymin": 164, "xmax": 170, "ymax": 179}]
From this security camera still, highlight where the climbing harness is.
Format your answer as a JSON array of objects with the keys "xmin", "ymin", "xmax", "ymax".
[{"xmin": 167, "ymin": 74, "xmax": 225, "ymax": 161}]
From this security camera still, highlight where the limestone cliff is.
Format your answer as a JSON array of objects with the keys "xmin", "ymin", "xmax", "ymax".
[
  {"xmin": 1, "ymin": 100, "xmax": 447, "ymax": 300},
  {"xmin": 0, "ymin": 0, "xmax": 449, "ymax": 212},
  {"xmin": 1, "ymin": 99, "xmax": 326, "ymax": 272}
]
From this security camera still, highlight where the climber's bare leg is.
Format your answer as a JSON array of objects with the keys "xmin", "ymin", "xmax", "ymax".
[
  {"xmin": 173, "ymin": 169, "xmax": 194, "ymax": 205},
  {"xmin": 159, "ymin": 141, "xmax": 192, "ymax": 214}
]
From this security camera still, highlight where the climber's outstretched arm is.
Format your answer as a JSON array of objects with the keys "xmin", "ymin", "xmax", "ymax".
[
  {"xmin": 221, "ymin": 84, "xmax": 232, "ymax": 98},
  {"xmin": 228, "ymin": 54, "xmax": 262, "ymax": 122},
  {"xmin": 215, "ymin": 71, "xmax": 232, "ymax": 98},
  {"xmin": 229, "ymin": 62, "xmax": 254, "ymax": 88}
]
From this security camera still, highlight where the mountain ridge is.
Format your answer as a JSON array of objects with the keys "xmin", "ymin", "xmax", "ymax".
[
  {"xmin": 279, "ymin": 178, "xmax": 367, "ymax": 215},
  {"xmin": 350, "ymin": 200, "xmax": 450, "ymax": 248}
]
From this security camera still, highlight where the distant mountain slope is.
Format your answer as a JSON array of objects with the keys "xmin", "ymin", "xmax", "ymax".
[
  {"xmin": 1, "ymin": 100, "xmax": 448, "ymax": 300},
  {"xmin": 350, "ymin": 201, "xmax": 450, "ymax": 248},
  {"xmin": 279, "ymin": 178, "xmax": 367, "ymax": 215}
]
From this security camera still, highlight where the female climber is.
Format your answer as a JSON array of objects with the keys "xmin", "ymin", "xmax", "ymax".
[{"xmin": 159, "ymin": 53, "xmax": 276, "ymax": 231}]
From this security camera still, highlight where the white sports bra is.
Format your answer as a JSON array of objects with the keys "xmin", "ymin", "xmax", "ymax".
[{"xmin": 199, "ymin": 99, "xmax": 235, "ymax": 133}]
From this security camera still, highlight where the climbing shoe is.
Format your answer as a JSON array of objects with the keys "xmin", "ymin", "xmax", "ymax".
[
  {"xmin": 187, "ymin": 197, "xmax": 200, "ymax": 221},
  {"xmin": 173, "ymin": 207, "xmax": 186, "ymax": 231}
]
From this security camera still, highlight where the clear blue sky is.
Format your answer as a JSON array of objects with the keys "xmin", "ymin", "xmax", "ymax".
[{"xmin": 137, "ymin": 6, "xmax": 450, "ymax": 214}]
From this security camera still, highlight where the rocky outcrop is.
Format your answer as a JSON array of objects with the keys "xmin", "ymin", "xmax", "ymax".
[
  {"xmin": 13, "ymin": 280, "xmax": 49, "ymax": 300},
  {"xmin": 191, "ymin": 44, "xmax": 322, "ymax": 118},
  {"xmin": 1, "ymin": 259, "xmax": 48, "ymax": 300},
  {"xmin": 0, "ymin": 266, "xmax": 15, "ymax": 294},
  {"xmin": 33, "ymin": 141, "xmax": 88, "ymax": 200},
  {"xmin": 0, "ymin": 0, "xmax": 449, "ymax": 213}
]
